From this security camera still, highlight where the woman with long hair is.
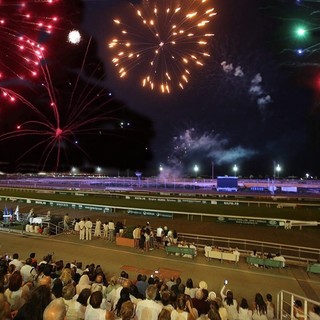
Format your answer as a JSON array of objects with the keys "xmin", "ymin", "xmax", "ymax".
[
  {"xmin": 113, "ymin": 287, "xmax": 131, "ymax": 318},
  {"xmin": 220, "ymin": 286, "xmax": 238, "ymax": 320},
  {"xmin": 238, "ymin": 298, "xmax": 252, "ymax": 320},
  {"xmin": 171, "ymin": 294, "xmax": 197, "ymax": 320},
  {"xmin": 14, "ymin": 285, "xmax": 52, "ymax": 320},
  {"xmin": 252, "ymin": 293, "xmax": 268, "ymax": 320}
]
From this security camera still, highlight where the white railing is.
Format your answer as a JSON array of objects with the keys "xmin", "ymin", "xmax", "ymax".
[
  {"xmin": 178, "ymin": 232, "xmax": 320, "ymax": 265},
  {"xmin": 277, "ymin": 290, "xmax": 320, "ymax": 320}
]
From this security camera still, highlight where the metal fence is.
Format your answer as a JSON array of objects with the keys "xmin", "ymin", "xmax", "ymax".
[
  {"xmin": 178, "ymin": 232, "xmax": 320, "ymax": 264},
  {"xmin": 277, "ymin": 290, "xmax": 320, "ymax": 320}
]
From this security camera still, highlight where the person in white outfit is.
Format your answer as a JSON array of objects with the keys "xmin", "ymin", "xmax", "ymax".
[
  {"xmin": 239, "ymin": 298, "xmax": 252, "ymax": 320},
  {"xmin": 220, "ymin": 283, "xmax": 239, "ymax": 320},
  {"xmin": 94, "ymin": 219, "xmax": 102, "ymax": 238},
  {"xmin": 135, "ymin": 285, "xmax": 162, "ymax": 320},
  {"xmin": 79, "ymin": 218, "xmax": 86, "ymax": 240},
  {"xmin": 85, "ymin": 218, "xmax": 93, "ymax": 241}
]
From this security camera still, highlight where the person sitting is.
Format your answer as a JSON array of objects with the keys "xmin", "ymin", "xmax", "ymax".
[
  {"xmin": 85, "ymin": 291, "xmax": 106, "ymax": 320},
  {"xmin": 135, "ymin": 285, "xmax": 162, "ymax": 320},
  {"xmin": 43, "ymin": 298, "xmax": 67, "ymax": 320},
  {"xmin": 273, "ymin": 253, "xmax": 286, "ymax": 268}
]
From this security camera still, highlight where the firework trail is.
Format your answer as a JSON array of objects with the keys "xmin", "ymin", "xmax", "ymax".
[
  {"xmin": 0, "ymin": 36, "xmax": 118, "ymax": 172},
  {"xmin": 109, "ymin": 0, "xmax": 216, "ymax": 94},
  {"xmin": 0, "ymin": 0, "xmax": 58, "ymax": 101}
]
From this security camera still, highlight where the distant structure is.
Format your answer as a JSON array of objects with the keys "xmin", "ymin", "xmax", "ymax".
[{"xmin": 216, "ymin": 176, "xmax": 238, "ymax": 192}]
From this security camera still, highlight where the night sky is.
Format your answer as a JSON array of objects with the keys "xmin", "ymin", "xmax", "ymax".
[{"xmin": 1, "ymin": 0, "xmax": 320, "ymax": 177}]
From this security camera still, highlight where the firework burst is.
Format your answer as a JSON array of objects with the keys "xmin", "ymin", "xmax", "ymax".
[
  {"xmin": 0, "ymin": 37, "xmax": 118, "ymax": 172},
  {"xmin": 0, "ymin": 0, "xmax": 58, "ymax": 101},
  {"xmin": 109, "ymin": 0, "xmax": 216, "ymax": 94}
]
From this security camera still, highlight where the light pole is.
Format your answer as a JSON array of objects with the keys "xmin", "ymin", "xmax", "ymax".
[
  {"xmin": 233, "ymin": 164, "xmax": 238, "ymax": 177},
  {"xmin": 276, "ymin": 164, "xmax": 281, "ymax": 178},
  {"xmin": 194, "ymin": 164, "xmax": 199, "ymax": 178}
]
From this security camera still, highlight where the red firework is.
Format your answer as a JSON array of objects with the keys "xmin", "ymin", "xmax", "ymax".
[{"xmin": 0, "ymin": 0, "xmax": 58, "ymax": 101}]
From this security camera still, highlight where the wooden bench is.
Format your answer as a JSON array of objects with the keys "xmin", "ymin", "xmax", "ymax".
[
  {"xmin": 246, "ymin": 256, "xmax": 283, "ymax": 269},
  {"xmin": 307, "ymin": 263, "xmax": 320, "ymax": 274},
  {"xmin": 165, "ymin": 246, "xmax": 196, "ymax": 259},
  {"xmin": 205, "ymin": 249, "xmax": 239, "ymax": 263}
]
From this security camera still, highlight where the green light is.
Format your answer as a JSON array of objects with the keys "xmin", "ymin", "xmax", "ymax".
[{"xmin": 295, "ymin": 26, "xmax": 307, "ymax": 38}]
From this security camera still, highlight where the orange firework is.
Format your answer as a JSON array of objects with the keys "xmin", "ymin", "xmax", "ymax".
[{"xmin": 109, "ymin": 0, "xmax": 216, "ymax": 94}]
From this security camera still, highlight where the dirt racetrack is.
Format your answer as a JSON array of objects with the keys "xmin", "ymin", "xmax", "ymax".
[{"xmin": 12, "ymin": 203, "xmax": 320, "ymax": 249}]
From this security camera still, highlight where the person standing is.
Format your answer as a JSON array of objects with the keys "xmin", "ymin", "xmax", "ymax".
[
  {"xmin": 94, "ymin": 219, "xmax": 102, "ymax": 238},
  {"xmin": 103, "ymin": 221, "xmax": 109, "ymax": 239},
  {"xmin": 63, "ymin": 213, "xmax": 69, "ymax": 232},
  {"xmin": 85, "ymin": 218, "xmax": 93, "ymax": 240},
  {"xmin": 108, "ymin": 220, "xmax": 115, "ymax": 241},
  {"xmin": 79, "ymin": 218, "xmax": 86, "ymax": 240},
  {"xmin": 74, "ymin": 218, "xmax": 80, "ymax": 235},
  {"xmin": 133, "ymin": 226, "xmax": 141, "ymax": 249}
]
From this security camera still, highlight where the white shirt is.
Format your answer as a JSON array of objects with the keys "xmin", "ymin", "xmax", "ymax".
[
  {"xmin": 84, "ymin": 305, "xmax": 106, "ymax": 320},
  {"xmin": 85, "ymin": 220, "xmax": 93, "ymax": 229},
  {"xmin": 108, "ymin": 221, "xmax": 115, "ymax": 230},
  {"xmin": 135, "ymin": 299, "xmax": 162, "ymax": 320},
  {"xmin": 9, "ymin": 259, "xmax": 24, "ymax": 271},
  {"xmin": 20, "ymin": 264, "xmax": 36, "ymax": 282}
]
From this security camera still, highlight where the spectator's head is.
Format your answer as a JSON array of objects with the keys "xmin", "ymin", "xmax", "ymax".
[
  {"xmin": 186, "ymin": 278, "xmax": 194, "ymax": 289},
  {"xmin": 95, "ymin": 274, "xmax": 103, "ymax": 284},
  {"xmin": 178, "ymin": 283, "xmax": 185, "ymax": 294},
  {"xmin": 30, "ymin": 253, "xmax": 36, "ymax": 259},
  {"xmin": 8, "ymin": 271, "xmax": 23, "ymax": 292},
  {"xmin": 266, "ymin": 294, "xmax": 273, "ymax": 302},
  {"xmin": 77, "ymin": 288, "xmax": 91, "ymax": 306},
  {"xmin": 62, "ymin": 283, "xmax": 75, "ymax": 300},
  {"xmin": 25, "ymin": 258, "xmax": 32, "ymax": 266},
  {"xmin": 43, "ymin": 298, "xmax": 67, "ymax": 320},
  {"xmin": 195, "ymin": 289, "xmax": 204, "ymax": 300},
  {"xmin": 120, "ymin": 287, "xmax": 131, "ymax": 301},
  {"xmin": 120, "ymin": 301, "xmax": 135, "ymax": 320},
  {"xmin": 176, "ymin": 294, "xmax": 187, "ymax": 311},
  {"xmin": 202, "ymin": 289, "xmax": 209, "ymax": 300},
  {"xmin": 89, "ymin": 291, "xmax": 103, "ymax": 309},
  {"xmin": 123, "ymin": 279, "xmax": 132, "ymax": 288},
  {"xmin": 161, "ymin": 291, "xmax": 171, "ymax": 306},
  {"xmin": 60, "ymin": 268, "xmax": 72, "ymax": 285},
  {"xmin": 43, "ymin": 264, "xmax": 53, "ymax": 277},
  {"xmin": 158, "ymin": 308, "xmax": 171, "ymax": 320},
  {"xmin": 294, "ymin": 300, "xmax": 303, "ymax": 308},
  {"xmin": 12, "ymin": 253, "xmax": 19, "ymax": 260},
  {"xmin": 255, "ymin": 293, "xmax": 267, "ymax": 312},
  {"xmin": 51, "ymin": 279, "xmax": 63, "ymax": 298},
  {"xmin": 208, "ymin": 291, "xmax": 217, "ymax": 301},
  {"xmin": 240, "ymin": 298, "xmax": 249, "ymax": 309},
  {"xmin": 199, "ymin": 281, "xmax": 208, "ymax": 290},
  {"xmin": 146, "ymin": 285, "xmax": 157, "ymax": 300}
]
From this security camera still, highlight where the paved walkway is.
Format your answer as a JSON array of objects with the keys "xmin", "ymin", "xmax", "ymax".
[{"xmin": 1, "ymin": 230, "xmax": 319, "ymax": 306}]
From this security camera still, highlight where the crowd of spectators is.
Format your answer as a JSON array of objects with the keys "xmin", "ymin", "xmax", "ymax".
[{"xmin": 0, "ymin": 250, "xmax": 319, "ymax": 320}]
